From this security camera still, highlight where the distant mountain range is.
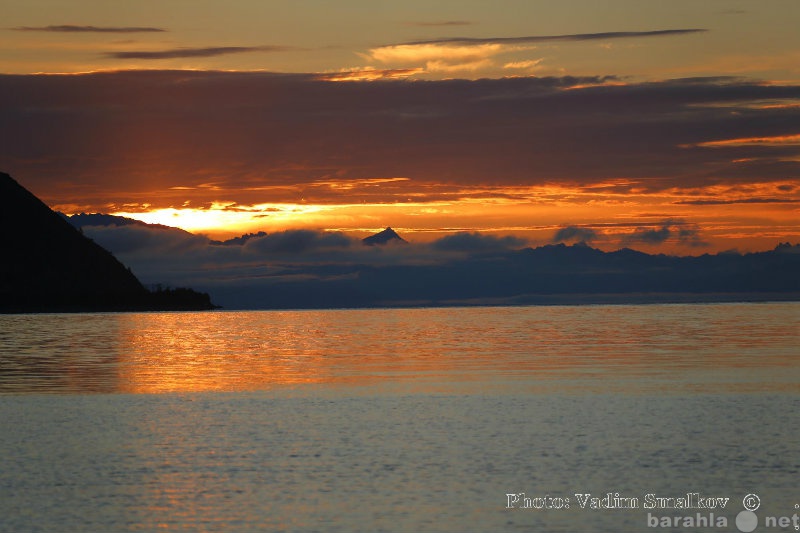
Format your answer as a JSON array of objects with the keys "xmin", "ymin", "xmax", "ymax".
[
  {"xmin": 65, "ymin": 217, "xmax": 407, "ymax": 247},
  {"xmin": 12, "ymin": 175, "xmax": 800, "ymax": 309},
  {"xmin": 208, "ymin": 240, "xmax": 800, "ymax": 309},
  {"xmin": 29, "ymin": 179, "xmax": 800, "ymax": 310},
  {"xmin": 1, "ymin": 172, "xmax": 215, "ymax": 313}
]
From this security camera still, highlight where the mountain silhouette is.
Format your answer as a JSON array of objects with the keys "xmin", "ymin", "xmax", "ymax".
[
  {"xmin": 35, "ymin": 193, "xmax": 800, "ymax": 310},
  {"xmin": 0, "ymin": 172, "xmax": 214, "ymax": 313},
  {"xmin": 201, "ymin": 241, "xmax": 800, "ymax": 309},
  {"xmin": 362, "ymin": 227, "xmax": 406, "ymax": 246},
  {"xmin": 65, "ymin": 212, "xmax": 196, "ymax": 236}
]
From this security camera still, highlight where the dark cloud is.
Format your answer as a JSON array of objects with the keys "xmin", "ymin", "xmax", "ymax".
[
  {"xmin": 400, "ymin": 29, "xmax": 707, "ymax": 47},
  {"xmin": 431, "ymin": 232, "xmax": 526, "ymax": 252},
  {"xmin": 80, "ymin": 224, "xmax": 209, "ymax": 254},
  {"xmin": 1, "ymin": 71, "xmax": 799, "ymax": 209},
  {"xmin": 629, "ymin": 225, "xmax": 671, "ymax": 244},
  {"xmin": 553, "ymin": 226, "xmax": 598, "ymax": 243},
  {"xmin": 106, "ymin": 45, "xmax": 297, "ymax": 60},
  {"xmin": 78, "ymin": 222, "xmax": 525, "ymax": 277},
  {"xmin": 624, "ymin": 221, "xmax": 709, "ymax": 247},
  {"xmin": 12, "ymin": 25, "xmax": 166, "ymax": 33},
  {"xmin": 406, "ymin": 21, "xmax": 473, "ymax": 27},
  {"xmin": 676, "ymin": 226, "xmax": 708, "ymax": 248},
  {"xmin": 77, "ymin": 223, "xmax": 429, "ymax": 285},
  {"xmin": 243, "ymin": 230, "xmax": 352, "ymax": 254}
]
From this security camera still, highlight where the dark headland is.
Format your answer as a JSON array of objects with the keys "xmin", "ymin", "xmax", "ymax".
[{"xmin": 0, "ymin": 172, "xmax": 215, "ymax": 313}]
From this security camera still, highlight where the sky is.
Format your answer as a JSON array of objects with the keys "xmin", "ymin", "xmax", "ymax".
[{"xmin": 2, "ymin": 0, "xmax": 800, "ymax": 254}]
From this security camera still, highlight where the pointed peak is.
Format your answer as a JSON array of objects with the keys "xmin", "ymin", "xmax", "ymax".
[{"xmin": 362, "ymin": 227, "xmax": 407, "ymax": 246}]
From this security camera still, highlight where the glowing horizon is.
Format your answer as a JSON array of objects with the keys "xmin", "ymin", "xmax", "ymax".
[
  {"xmin": 95, "ymin": 177, "xmax": 800, "ymax": 253},
  {"xmin": 2, "ymin": 2, "xmax": 799, "ymax": 255}
]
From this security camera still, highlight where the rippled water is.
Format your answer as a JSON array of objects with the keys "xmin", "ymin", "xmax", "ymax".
[{"xmin": 1, "ymin": 303, "xmax": 798, "ymax": 532}]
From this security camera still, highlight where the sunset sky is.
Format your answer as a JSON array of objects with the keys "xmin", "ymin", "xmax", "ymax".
[{"xmin": 2, "ymin": 0, "xmax": 800, "ymax": 253}]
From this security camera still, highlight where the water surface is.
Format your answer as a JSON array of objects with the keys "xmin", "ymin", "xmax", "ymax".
[{"xmin": 1, "ymin": 303, "xmax": 798, "ymax": 532}]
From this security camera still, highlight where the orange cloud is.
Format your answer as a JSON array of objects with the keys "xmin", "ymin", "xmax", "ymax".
[
  {"xmin": 687, "ymin": 134, "xmax": 800, "ymax": 148},
  {"xmin": 5, "ymin": 71, "xmax": 800, "ymax": 252},
  {"xmin": 503, "ymin": 59, "xmax": 544, "ymax": 70},
  {"xmin": 367, "ymin": 43, "xmax": 509, "ymax": 64},
  {"xmin": 318, "ymin": 67, "xmax": 423, "ymax": 81},
  {"xmin": 364, "ymin": 42, "xmax": 531, "ymax": 74}
]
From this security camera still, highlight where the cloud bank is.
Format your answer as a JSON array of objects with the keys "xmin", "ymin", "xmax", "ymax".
[
  {"xmin": 13, "ymin": 25, "xmax": 166, "ymax": 33},
  {"xmin": 406, "ymin": 21, "xmax": 473, "ymax": 27},
  {"xmin": 106, "ymin": 45, "xmax": 297, "ymax": 60},
  {"xmin": 1, "ymin": 69, "xmax": 799, "ymax": 254},
  {"xmin": 623, "ymin": 221, "xmax": 708, "ymax": 247},
  {"xmin": 553, "ymin": 226, "xmax": 598, "ymax": 244},
  {"xmin": 432, "ymin": 232, "xmax": 527, "ymax": 252},
  {"xmin": 397, "ymin": 29, "xmax": 708, "ymax": 47},
  {"xmin": 2, "ymin": 70, "xmax": 797, "ymax": 209},
  {"xmin": 71, "ymin": 221, "xmax": 800, "ymax": 309}
]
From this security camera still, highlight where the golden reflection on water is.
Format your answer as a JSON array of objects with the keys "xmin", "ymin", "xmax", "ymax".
[
  {"xmin": 115, "ymin": 309, "xmax": 488, "ymax": 393},
  {"xmin": 117, "ymin": 311, "xmax": 337, "ymax": 393},
  {"xmin": 0, "ymin": 303, "xmax": 798, "ymax": 394}
]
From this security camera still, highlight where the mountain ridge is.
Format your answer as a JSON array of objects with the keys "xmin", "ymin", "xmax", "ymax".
[
  {"xmin": 0, "ymin": 172, "xmax": 215, "ymax": 313},
  {"xmin": 46, "ymin": 202, "xmax": 800, "ymax": 310}
]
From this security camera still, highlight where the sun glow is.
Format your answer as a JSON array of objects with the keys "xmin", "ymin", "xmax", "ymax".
[
  {"xmin": 113, "ymin": 203, "xmax": 333, "ymax": 236},
  {"xmin": 98, "ymin": 177, "xmax": 800, "ymax": 251}
]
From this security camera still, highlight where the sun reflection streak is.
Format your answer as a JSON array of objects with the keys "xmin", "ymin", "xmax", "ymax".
[
  {"xmin": 105, "ymin": 305, "xmax": 800, "ymax": 395},
  {"xmin": 2, "ymin": 305, "xmax": 798, "ymax": 395},
  {"xmin": 116, "ymin": 312, "xmax": 338, "ymax": 393}
]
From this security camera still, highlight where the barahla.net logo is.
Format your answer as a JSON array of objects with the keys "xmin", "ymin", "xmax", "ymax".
[
  {"xmin": 506, "ymin": 492, "xmax": 800, "ymax": 531},
  {"xmin": 646, "ymin": 494, "xmax": 800, "ymax": 531},
  {"xmin": 647, "ymin": 494, "xmax": 800, "ymax": 533}
]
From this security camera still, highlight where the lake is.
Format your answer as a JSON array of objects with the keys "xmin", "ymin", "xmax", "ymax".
[{"xmin": 1, "ymin": 303, "xmax": 798, "ymax": 532}]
